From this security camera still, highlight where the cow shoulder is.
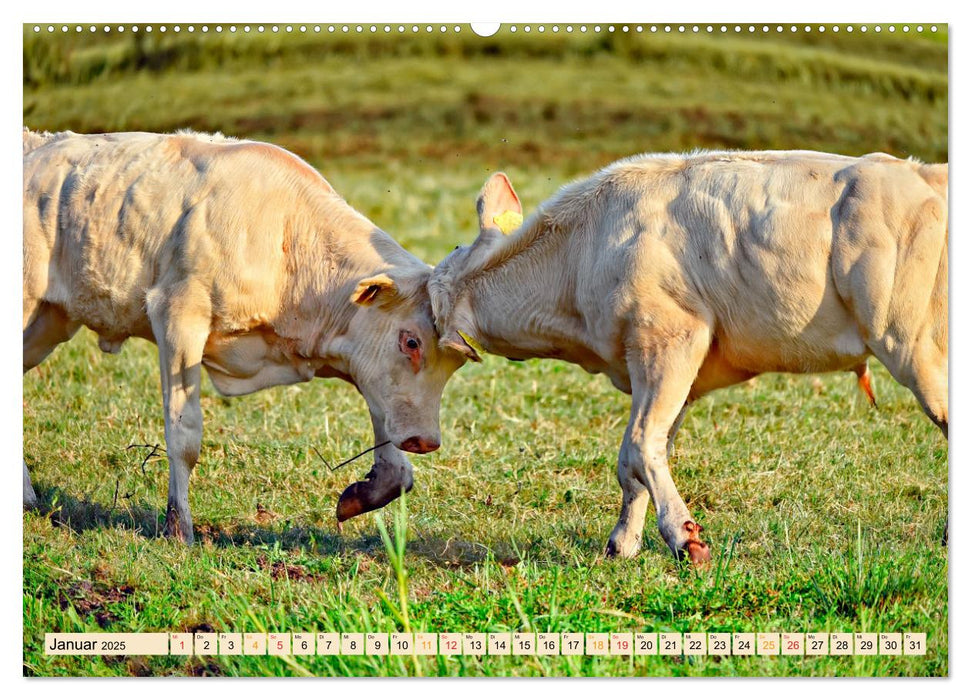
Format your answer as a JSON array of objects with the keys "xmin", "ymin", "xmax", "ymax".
[
  {"xmin": 173, "ymin": 134, "xmax": 336, "ymax": 195},
  {"xmin": 919, "ymin": 163, "xmax": 948, "ymax": 201}
]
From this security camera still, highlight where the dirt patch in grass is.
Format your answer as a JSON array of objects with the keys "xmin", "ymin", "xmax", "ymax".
[
  {"xmin": 255, "ymin": 553, "xmax": 324, "ymax": 583},
  {"xmin": 187, "ymin": 659, "xmax": 226, "ymax": 677},
  {"xmin": 253, "ymin": 503, "xmax": 279, "ymax": 525},
  {"xmin": 126, "ymin": 657, "xmax": 155, "ymax": 677},
  {"xmin": 406, "ymin": 536, "xmax": 521, "ymax": 570},
  {"xmin": 57, "ymin": 580, "xmax": 137, "ymax": 628}
]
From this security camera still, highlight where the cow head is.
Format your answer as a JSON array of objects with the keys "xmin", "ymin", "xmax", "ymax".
[
  {"xmin": 429, "ymin": 172, "xmax": 523, "ymax": 360},
  {"xmin": 345, "ymin": 268, "xmax": 468, "ymax": 455}
]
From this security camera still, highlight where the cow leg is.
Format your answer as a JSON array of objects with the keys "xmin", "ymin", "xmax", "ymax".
[
  {"xmin": 660, "ymin": 349, "xmax": 759, "ymax": 467},
  {"xmin": 148, "ymin": 289, "xmax": 210, "ymax": 544},
  {"xmin": 864, "ymin": 334, "xmax": 946, "ymax": 439},
  {"xmin": 23, "ymin": 302, "xmax": 80, "ymax": 508},
  {"xmin": 918, "ymin": 346, "xmax": 949, "ymax": 548},
  {"xmin": 866, "ymin": 330, "xmax": 947, "ymax": 544},
  {"xmin": 606, "ymin": 315, "xmax": 712, "ymax": 562},
  {"xmin": 607, "ymin": 408, "xmax": 696, "ymax": 561},
  {"xmin": 601, "ymin": 399, "xmax": 687, "ymax": 550},
  {"xmin": 605, "ymin": 428, "xmax": 651, "ymax": 558},
  {"xmin": 336, "ymin": 409, "xmax": 414, "ymax": 522},
  {"xmin": 903, "ymin": 340, "xmax": 948, "ymax": 439},
  {"xmin": 23, "ymin": 462, "xmax": 38, "ymax": 510},
  {"xmin": 666, "ymin": 402, "xmax": 689, "ymax": 458},
  {"xmin": 23, "ymin": 301, "xmax": 80, "ymax": 373},
  {"xmin": 899, "ymin": 340, "xmax": 948, "ymax": 546},
  {"xmin": 604, "ymin": 402, "xmax": 687, "ymax": 555}
]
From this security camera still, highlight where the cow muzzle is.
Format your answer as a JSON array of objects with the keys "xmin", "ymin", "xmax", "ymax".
[{"xmin": 397, "ymin": 435, "xmax": 440, "ymax": 454}]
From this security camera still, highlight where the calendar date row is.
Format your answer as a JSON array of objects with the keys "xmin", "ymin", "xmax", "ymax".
[{"xmin": 46, "ymin": 631, "xmax": 926, "ymax": 657}]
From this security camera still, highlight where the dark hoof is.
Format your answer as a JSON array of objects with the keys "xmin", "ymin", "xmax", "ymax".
[
  {"xmin": 164, "ymin": 507, "xmax": 193, "ymax": 545},
  {"xmin": 336, "ymin": 481, "xmax": 370, "ymax": 522},
  {"xmin": 336, "ymin": 459, "xmax": 414, "ymax": 524},
  {"xmin": 336, "ymin": 477, "xmax": 410, "ymax": 523},
  {"xmin": 684, "ymin": 540, "xmax": 711, "ymax": 566},
  {"xmin": 335, "ymin": 482, "xmax": 368, "ymax": 522},
  {"xmin": 604, "ymin": 540, "xmax": 619, "ymax": 558},
  {"xmin": 680, "ymin": 521, "xmax": 711, "ymax": 567}
]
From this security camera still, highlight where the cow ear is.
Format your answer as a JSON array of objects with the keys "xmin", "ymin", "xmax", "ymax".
[
  {"xmin": 351, "ymin": 274, "xmax": 397, "ymax": 306},
  {"xmin": 441, "ymin": 330, "xmax": 482, "ymax": 362},
  {"xmin": 477, "ymin": 172, "xmax": 522, "ymax": 234}
]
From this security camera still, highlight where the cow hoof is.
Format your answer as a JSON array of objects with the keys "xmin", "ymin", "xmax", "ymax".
[
  {"xmin": 604, "ymin": 533, "xmax": 641, "ymax": 559},
  {"xmin": 336, "ymin": 479, "xmax": 399, "ymax": 522},
  {"xmin": 683, "ymin": 540, "xmax": 711, "ymax": 566},
  {"xmin": 679, "ymin": 521, "xmax": 711, "ymax": 567},
  {"xmin": 336, "ymin": 464, "xmax": 412, "ymax": 523},
  {"xmin": 336, "ymin": 484, "xmax": 366, "ymax": 522},
  {"xmin": 164, "ymin": 507, "xmax": 194, "ymax": 545},
  {"xmin": 23, "ymin": 462, "xmax": 39, "ymax": 510}
]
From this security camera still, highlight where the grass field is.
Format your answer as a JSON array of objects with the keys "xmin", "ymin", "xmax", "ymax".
[{"xmin": 22, "ymin": 25, "xmax": 948, "ymax": 677}]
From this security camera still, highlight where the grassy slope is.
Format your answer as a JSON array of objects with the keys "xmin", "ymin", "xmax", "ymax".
[{"xmin": 23, "ymin": 27, "xmax": 948, "ymax": 676}]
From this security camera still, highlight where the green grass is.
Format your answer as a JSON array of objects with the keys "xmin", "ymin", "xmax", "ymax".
[{"xmin": 23, "ymin": 26, "xmax": 947, "ymax": 677}]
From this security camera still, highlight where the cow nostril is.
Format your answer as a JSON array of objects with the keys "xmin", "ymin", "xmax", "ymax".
[{"xmin": 400, "ymin": 436, "xmax": 440, "ymax": 454}]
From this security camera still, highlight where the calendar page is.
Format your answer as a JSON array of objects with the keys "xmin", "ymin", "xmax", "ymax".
[{"xmin": 22, "ymin": 16, "xmax": 948, "ymax": 679}]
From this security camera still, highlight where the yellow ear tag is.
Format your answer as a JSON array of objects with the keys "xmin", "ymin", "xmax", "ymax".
[
  {"xmin": 492, "ymin": 210, "xmax": 523, "ymax": 235},
  {"xmin": 457, "ymin": 330, "xmax": 486, "ymax": 356}
]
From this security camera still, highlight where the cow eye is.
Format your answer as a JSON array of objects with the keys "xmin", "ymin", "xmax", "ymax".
[{"xmin": 398, "ymin": 330, "xmax": 422, "ymax": 357}]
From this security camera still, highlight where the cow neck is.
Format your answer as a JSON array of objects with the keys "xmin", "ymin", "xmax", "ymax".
[
  {"xmin": 274, "ymin": 190, "xmax": 426, "ymax": 363},
  {"xmin": 457, "ymin": 223, "xmax": 598, "ymax": 367}
]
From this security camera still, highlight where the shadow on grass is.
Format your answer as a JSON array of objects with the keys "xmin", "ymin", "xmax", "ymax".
[
  {"xmin": 33, "ymin": 484, "xmax": 165, "ymax": 538},
  {"xmin": 28, "ymin": 481, "xmax": 543, "ymax": 568},
  {"xmin": 194, "ymin": 525, "xmax": 535, "ymax": 569},
  {"xmin": 31, "ymin": 481, "xmax": 377, "ymax": 555}
]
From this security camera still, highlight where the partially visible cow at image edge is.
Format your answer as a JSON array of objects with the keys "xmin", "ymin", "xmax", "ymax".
[
  {"xmin": 427, "ymin": 149, "xmax": 948, "ymax": 563},
  {"xmin": 22, "ymin": 128, "xmax": 469, "ymax": 542}
]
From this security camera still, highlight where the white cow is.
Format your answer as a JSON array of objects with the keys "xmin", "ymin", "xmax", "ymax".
[
  {"xmin": 23, "ymin": 129, "xmax": 467, "ymax": 542},
  {"xmin": 429, "ymin": 150, "xmax": 948, "ymax": 563}
]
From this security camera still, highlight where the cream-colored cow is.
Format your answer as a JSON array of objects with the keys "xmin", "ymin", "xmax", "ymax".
[
  {"xmin": 23, "ymin": 129, "xmax": 467, "ymax": 543},
  {"xmin": 429, "ymin": 150, "xmax": 948, "ymax": 563}
]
